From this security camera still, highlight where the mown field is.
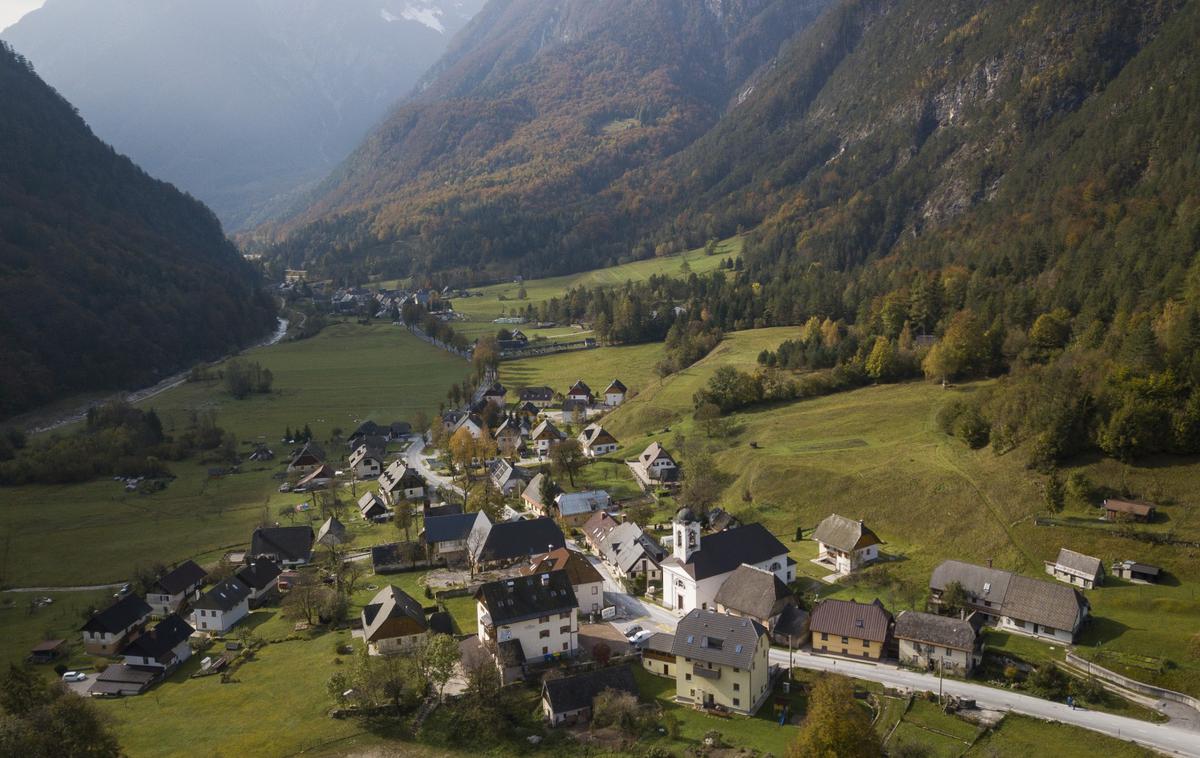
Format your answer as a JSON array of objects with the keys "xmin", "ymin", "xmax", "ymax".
[
  {"xmin": 448, "ymin": 237, "xmax": 740, "ymax": 340},
  {"xmin": 555, "ymin": 328, "xmax": 1200, "ymax": 696}
]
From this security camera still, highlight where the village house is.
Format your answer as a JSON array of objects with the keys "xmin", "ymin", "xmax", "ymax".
[
  {"xmin": 120, "ymin": 614, "xmax": 194, "ymax": 670},
  {"xmin": 929, "ymin": 560, "xmax": 1090, "ymax": 643},
  {"xmin": 809, "ymin": 598, "xmax": 893, "ymax": 660},
  {"xmin": 578, "ymin": 424, "xmax": 619, "ymax": 458},
  {"xmin": 517, "ymin": 401, "xmax": 542, "ymax": 420},
  {"xmin": 542, "ymin": 665, "xmax": 637, "ymax": 726},
  {"xmin": 1104, "ymin": 498, "xmax": 1156, "ymax": 522},
  {"xmin": 361, "ymin": 585, "xmax": 430, "ymax": 655},
  {"xmin": 660, "ymin": 510, "xmax": 793, "ymax": 613},
  {"xmin": 454, "ymin": 412, "xmax": 487, "ymax": 439},
  {"xmin": 287, "ymin": 441, "xmax": 326, "ymax": 475},
  {"xmin": 713, "ymin": 564, "xmax": 799, "ymax": 635},
  {"xmin": 357, "ymin": 490, "xmax": 391, "ymax": 522},
  {"xmin": 317, "ymin": 516, "xmax": 347, "ymax": 547},
  {"xmin": 566, "ymin": 380, "xmax": 594, "ymax": 405},
  {"xmin": 145, "ymin": 560, "xmax": 207, "ymax": 617},
  {"xmin": 424, "ymin": 502, "xmax": 463, "ymax": 519},
  {"xmin": 424, "ymin": 511, "xmax": 489, "ymax": 564},
  {"xmin": 1045, "ymin": 548, "xmax": 1104, "ymax": 589},
  {"xmin": 80, "ymin": 595, "xmax": 153, "ymax": 656},
  {"xmin": 524, "ymin": 547, "xmax": 605, "ymax": 616},
  {"xmin": 1111, "ymin": 559, "xmax": 1162, "ymax": 584},
  {"xmin": 371, "ymin": 542, "xmax": 419, "ymax": 574},
  {"xmin": 494, "ymin": 417, "xmax": 525, "ymax": 458},
  {"xmin": 377, "ymin": 460, "xmax": 427, "ymax": 504},
  {"xmin": 642, "ymin": 632, "xmax": 677, "ymax": 678},
  {"xmin": 671, "ymin": 609, "xmax": 773, "ymax": 715},
  {"xmin": 603, "ymin": 379, "xmax": 627, "ymax": 407},
  {"xmin": 348, "ymin": 443, "xmax": 385, "ymax": 480},
  {"xmin": 480, "ymin": 381, "xmax": 508, "ymax": 407},
  {"xmin": 554, "ymin": 490, "xmax": 611, "ymax": 527},
  {"xmin": 521, "ymin": 472, "xmax": 550, "ymax": 515},
  {"xmin": 894, "ymin": 610, "xmax": 983, "ymax": 675},
  {"xmin": 249, "ymin": 525, "xmax": 314, "ymax": 566},
  {"xmin": 476, "ymin": 571, "xmax": 579, "ymax": 674},
  {"xmin": 88, "ymin": 665, "xmax": 159, "ymax": 697},
  {"xmin": 627, "ymin": 442, "xmax": 679, "ymax": 491},
  {"xmin": 811, "ymin": 514, "xmax": 882, "ymax": 575},
  {"xmin": 441, "ymin": 410, "xmax": 467, "ymax": 433},
  {"xmin": 488, "ymin": 458, "xmax": 531, "ymax": 496},
  {"xmin": 585, "ymin": 515, "xmax": 665, "ymax": 582},
  {"xmin": 190, "ymin": 577, "xmax": 252, "ymax": 634},
  {"xmin": 518, "ymin": 386, "xmax": 556, "ymax": 409},
  {"xmin": 236, "ymin": 560, "xmax": 282, "ymax": 608},
  {"xmin": 296, "ymin": 463, "xmax": 334, "ymax": 491},
  {"xmin": 470, "ymin": 516, "xmax": 567, "ymax": 571},
  {"xmin": 530, "ymin": 419, "xmax": 566, "ymax": 458}
]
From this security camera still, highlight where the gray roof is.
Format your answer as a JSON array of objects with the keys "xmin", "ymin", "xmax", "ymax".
[
  {"xmin": 556, "ymin": 490, "xmax": 610, "ymax": 518},
  {"xmin": 358, "ymin": 491, "xmax": 389, "ymax": 518},
  {"xmin": 1053, "ymin": 548, "xmax": 1103, "ymax": 578},
  {"xmin": 665, "ymin": 523, "xmax": 789, "ymax": 581},
  {"xmin": 522, "ymin": 473, "xmax": 546, "ymax": 507},
  {"xmin": 595, "ymin": 520, "xmax": 665, "ymax": 574},
  {"xmin": 713, "ymin": 564, "xmax": 794, "ymax": 620},
  {"xmin": 931, "ymin": 560, "xmax": 1087, "ymax": 633},
  {"xmin": 542, "ymin": 665, "xmax": 637, "ymax": 716},
  {"xmin": 894, "ymin": 610, "xmax": 979, "ymax": 651},
  {"xmin": 317, "ymin": 517, "xmax": 347, "ymax": 546},
  {"xmin": 473, "ymin": 517, "xmax": 565, "ymax": 563},
  {"xmin": 809, "ymin": 598, "xmax": 892, "ymax": 643},
  {"xmin": 531, "ymin": 419, "xmax": 564, "ymax": 441},
  {"xmin": 644, "ymin": 632, "xmax": 675, "ymax": 654},
  {"xmin": 236, "ymin": 560, "xmax": 281, "ymax": 591},
  {"xmin": 250, "ymin": 526, "xmax": 314, "ymax": 563},
  {"xmin": 424, "ymin": 512, "xmax": 486, "ymax": 545},
  {"xmin": 151, "ymin": 560, "xmax": 207, "ymax": 596},
  {"xmin": 811, "ymin": 514, "xmax": 881, "ymax": 553},
  {"xmin": 476, "ymin": 571, "xmax": 578, "ymax": 626},
  {"xmin": 192, "ymin": 577, "xmax": 251, "ymax": 612},
  {"xmin": 671, "ymin": 609, "xmax": 766, "ymax": 669}
]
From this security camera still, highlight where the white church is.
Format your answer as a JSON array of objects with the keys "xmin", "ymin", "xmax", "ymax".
[{"xmin": 659, "ymin": 508, "xmax": 795, "ymax": 614}]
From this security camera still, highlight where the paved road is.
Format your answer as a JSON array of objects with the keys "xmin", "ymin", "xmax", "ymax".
[
  {"xmin": 771, "ymin": 648, "xmax": 1200, "ymax": 756},
  {"xmin": 571, "ymin": 541, "xmax": 681, "ymax": 634},
  {"xmin": 404, "ymin": 437, "xmax": 463, "ymax": 497}
]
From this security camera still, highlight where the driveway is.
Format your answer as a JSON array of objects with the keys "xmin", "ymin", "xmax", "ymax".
[
  {"xmin": 64, "ymin": 674, "xmax": 94, "ymax": 696},
  {"xmin": 568, "ymin": 541, "xmax": 681, "ymax": 634},
  {"xmin": 769, "ymin": 648, "xmax": 1200, "ymax": 758},
  {"xmin": 404, "ymin": 436, "xmax": 463, "ymax": 497}
]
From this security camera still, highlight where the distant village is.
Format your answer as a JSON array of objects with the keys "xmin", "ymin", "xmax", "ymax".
[{"xmin": 48, "ymin": 368, "xmax": 1181, "ymax": 737}]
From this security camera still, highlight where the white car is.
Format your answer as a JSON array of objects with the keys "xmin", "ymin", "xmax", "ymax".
[
  {"xmin": 628, "ymin": 629, "xmax": 655, "ymax": 647},
  {"xmin": 61, "ymin": 671, "xmax": 87, "ymax": 683}
]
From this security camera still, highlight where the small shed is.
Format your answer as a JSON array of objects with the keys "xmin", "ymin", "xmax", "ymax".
[
  {"xmin": 1103, "ymin": 499, "xmax": 1156, "ymax": 523},
  {"xmin": 28, "ymin": 639, "xmax": 65, "ymax": 663}
]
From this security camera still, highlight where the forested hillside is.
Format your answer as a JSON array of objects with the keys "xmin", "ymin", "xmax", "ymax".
[
  {"xmin": 0, "ymin": 43, "xmax": 277, "ymax": 419},
  {"xmin": 262, "ymin": 0, "xmax": 831, "ymax": 281}
]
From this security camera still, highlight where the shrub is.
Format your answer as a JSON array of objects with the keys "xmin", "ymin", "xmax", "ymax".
[{"xmin": 954, "ymin": 408, "xmax": 991, "ymax": 449}]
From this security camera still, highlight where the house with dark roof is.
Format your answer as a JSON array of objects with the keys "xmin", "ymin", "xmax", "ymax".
[
  {"xmin": 714, "ymin": 564, "xmax": 798, "ymax": 633},
  {"xmin": 670, "ymin": 609, "xmax": 773, "ymax": 715},
  {"xmin": 361, "ymin": 586, "xmax": 429, "ymax": 654},
  {"xmin": 236, "ymin": 560, "xmax": 282, "ymax": 607},
  {"xmin": 424, "ymin": 502, "xmax": 463, "ymax": 519},
  {"xmin": 894, "ymin": 610, "xmax": 983, "ymax": 675},
  {"xmin": 929, "ymin": 560, "xmax": 1090, "ymax": 643},
  {"xmin": 250, "ymin": 526, "xmax": 314, "ymax": 566},
  {"xmin": 1111, "ymin": 559, "xmax": 1161, "ymax": 584},
  {"xmin": 348, "ymin": 443, "xmax": 385, "ymax": 480},
  {"xmin": 566, "ymin": 380, "xmax": 594, "ymax": 404},
  {"xmin": 559, "ymin": 399, "xmax": 589, "ymax": 425},
  {"xmin": 1045, "ymin": 548, "xmax": 1104, "ymax": 589},
  {"xmin": 578, "ymin": 424, "xmax": 619, "ymax": 458},
  {"xmin": 811, "ymin": 514, "xmax": 882, "ymax": 575},
  {"xmin": 521, "ymin": 472, "xmax": 550, "ymax": 515},
  {"xmin": 476, "ymin": 571, "xmax": 579, "ymax": 671},
  {"xmin": 524, "ymin": 548, "xmax": 605, "ymax": 615},
  {"xmin": 660, "ymin": 512, "xmax": 793, "ymax": 614},
  {"xmin": 809, "ymin": 598, "xmax": 893, "ymax": 660},
  {"xmin": 190, "ymin": 577, "xmax": 252, "ymax": 634},
  {"xmin": 377, "ymin": 460, "xmax": 426, "ymax": 504},
  {"xmin": 530, "ymin": 419, "xmax": 566, "ymax": 458},
  {"xmin": 371, "ymin": 542, "xmax": 420, "ymax": 574},
  {"xmin": 642, "ymin": 632, "xmax": 676, "ymax": 678},
  {"xmin": 317, "ymin": 516, "xmax": 348, "ymax": 547},
  {"xmin": 494, "ymin": 417, "xmax": 525, "ymax": 458},
  {"xmin": 603, "ymin": 379, "xmax": 627, "ymax": 407},
  {"xmin": 88, "ymin": 664, "xmax": 158, "ymax": 697},
  {"xmin": 423, "ymin": 512, "xmax": 489, "ymax": 564},
  {"xmin": 80, "ymin": 595, "xmax": 153, "ymax": 656},
  {"xmin": 626, "ymin": 442, "xmax": 679, "ymax": 491},
  {"xmin": 470, "ymin": 516, "xmax": 566, "ymax": 570},
  {"xmin": 146, "ymin": 560, "xmax": 207, "ymax": 616},
  {"xmin": 287, "ymin": 441, "xmax": 326, "ymax": 475},
  {"xmin": 518, "ymin": 386, "xmax": 556, "ymax": 408},
  {"xmin": 541, "ymin": 665, "xmax": 638, "ymax": 726},
  {"xmin": 121, "ymin": 614, "xmax": 194, "ymax": 669},
  {"xmin": 589, "ymin": 518, "xmax": 665, "ymax": 581},
  {"xmin": 488, "ymin": 458, "xmax": 531, "ymax": 496},
  {"xmin": 480, "ymin": 381, "xmax": 507, "ymax": 407}
]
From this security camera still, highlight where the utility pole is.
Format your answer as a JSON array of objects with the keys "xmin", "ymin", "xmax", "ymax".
[{"xmin": 938, "ymin": 657, "xmax": 944, "ymax": 705}]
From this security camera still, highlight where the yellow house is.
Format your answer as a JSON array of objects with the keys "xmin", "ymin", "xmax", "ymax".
[
  {"xmin": 670, "ymin": 609, "xmax": 773, "ymax": 715},
  {"xmin": 809, "ymin": 598, "xmax": 892, "ymax": 660}
]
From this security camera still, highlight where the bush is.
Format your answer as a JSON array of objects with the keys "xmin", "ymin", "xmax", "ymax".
[{"xmin": 954, "ymin": 408, "xmax": 991, "ymax": 449}]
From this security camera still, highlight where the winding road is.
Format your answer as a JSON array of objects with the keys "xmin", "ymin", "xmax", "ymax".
[{"xmin": 404, "ymin": 436, "xmax": 464, "ymax": 497}]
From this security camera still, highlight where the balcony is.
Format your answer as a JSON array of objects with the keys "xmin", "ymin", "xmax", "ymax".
[{"xmin": 693, "ymin": 664, "xmax": 720, "ymax": 680}]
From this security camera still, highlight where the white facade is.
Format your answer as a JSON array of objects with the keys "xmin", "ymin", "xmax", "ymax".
[
  {"xmin": 817, "ymin": 541, "xmax": 879, "ymax": 575},
  {"xmin": 575, "ymin": 579, "xmax": 605, "ymax": 615},
  {"xmin": 351, "ymin": 456, "xmax": 382, "ymax": 480},
  {"xmin": 147, "ymin": 590, "xmax": 191, "ymax": 617},
  {"xmin": 191, "ymin": 601, "xmax": 249, "ymax": 634},
  {"xmin": 995, "ymin": 613, "xmax": 1077, "ymax": 643},
  {"xmin": 478, "ymin": 603, "xmax": 579, "ymax": 661},
  {"xmin": 605, "ymin": 392, "xmax": 625, "ymax": 407},
  {"xmin": 123, "ymin": 640, "xmax": 192, "ymax": 669}
]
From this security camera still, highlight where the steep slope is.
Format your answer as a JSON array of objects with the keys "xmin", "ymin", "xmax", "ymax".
[
  {"xmin": 2, "ymin": 0, "xmax": 485, "ymax": 229},
  {"xmin": 263, "ymin": 0, "xmax": 831, "ymax": 281},
  {"xmin": 0, "ymin": 43, "xmax": 277, "ymax": 419}
]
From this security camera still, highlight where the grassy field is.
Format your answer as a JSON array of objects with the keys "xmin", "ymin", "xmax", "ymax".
[
  {"xmin": 587, "ymin": 328, "xmax": 1200, "ymax": 696},
  {"xmin": 448, "ymin": 237, "xmax": 741, "ymax": 340},
  {"xmin": 145, "ymin": 321, "xmax": 468, "ymax": 443},
  {"xmin": 499, "ymin": 341, "xmax": 666, "ymax": 399}
]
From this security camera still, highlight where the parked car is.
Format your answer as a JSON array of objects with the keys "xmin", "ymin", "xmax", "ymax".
[
  {"xmin": 278, "ymin": 483, "xmax": 292, "ymax": 493},
  {"xmin": 628, "ymin": 629, "xmax": 655, "ymax": 647},
  {"xmin": 61, "ymin": 671, "xmax": 87, "ymax": 682},
  {"xmin": 624, "ymin": 625, "xmax": 644, "ymax": 640}
]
